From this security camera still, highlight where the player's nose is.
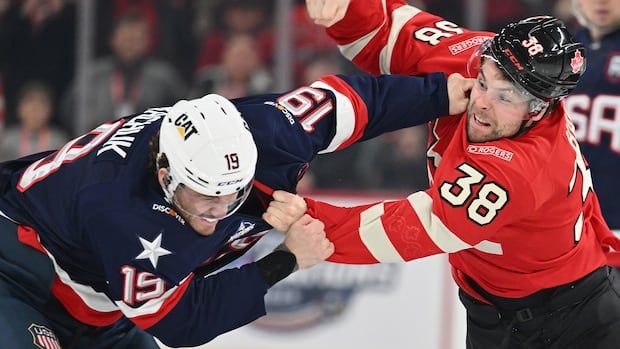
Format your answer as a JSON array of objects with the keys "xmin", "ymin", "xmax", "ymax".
[{"xmin": 472, "ymin": 91, "xmax": 491, "ymax": 111}]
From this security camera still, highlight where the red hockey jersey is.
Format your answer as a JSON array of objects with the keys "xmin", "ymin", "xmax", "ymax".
[{"xmin": 308, "ymin": 0, "xmax": 620, "ymax": 299}]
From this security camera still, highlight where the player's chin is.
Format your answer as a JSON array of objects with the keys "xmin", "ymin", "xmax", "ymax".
[{"xmin": 189, "ymin": 217, "xmax": 219, "ymax": 236}]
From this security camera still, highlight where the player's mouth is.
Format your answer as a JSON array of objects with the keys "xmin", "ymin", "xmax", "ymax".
[{"xmin": 472, "ymin": 113, "xmax": 491, "ymax": 128}]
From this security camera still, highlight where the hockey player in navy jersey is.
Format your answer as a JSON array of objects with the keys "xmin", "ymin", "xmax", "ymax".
[
  {"xmin": 566, "ymin": 0, "xmax": 620, "ymax": 263},
  {"xmin": 0, "ymin": 72, "xmax": 472, "ymax": 348}
]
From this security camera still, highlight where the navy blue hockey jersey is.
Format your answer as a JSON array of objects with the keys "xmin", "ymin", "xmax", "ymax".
[
  {"xmin": 565, "ymin": 28, "xmax": 620, "ymax": 230},
  {"xmin": 0, "ymin": 73, "xmax": 448, "ymax": 347}
]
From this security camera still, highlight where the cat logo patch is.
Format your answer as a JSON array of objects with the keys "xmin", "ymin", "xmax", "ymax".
[{"xmin": 28, "ymin": 324, "xmax": 61, "ymax": 349}]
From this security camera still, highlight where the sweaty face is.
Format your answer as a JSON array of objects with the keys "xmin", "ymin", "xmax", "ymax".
[
  {"xmin": 578, "ymin": 0, "xmax": 620, "ymax": 35},
  {"xmin": 466, "ymin": 60, "xmax": 533, "ymax": 143}
]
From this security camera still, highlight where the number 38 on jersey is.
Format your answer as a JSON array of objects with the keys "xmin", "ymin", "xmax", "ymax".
[{"xmin": 439, "ymin": 163, "xmax": 509, "ymax": 226}]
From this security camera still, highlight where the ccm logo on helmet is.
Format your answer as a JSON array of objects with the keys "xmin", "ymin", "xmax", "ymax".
[
  {"xmin": 217, "ymin": 179, "xmax": 244, "ymax": 186},
  {"xmin": 174, "ymin": 113, "xmax": 199, "ymax": 140},
  {"xmin": 503, "ymin": 48, "xmax": 524, "ymax": 70}
]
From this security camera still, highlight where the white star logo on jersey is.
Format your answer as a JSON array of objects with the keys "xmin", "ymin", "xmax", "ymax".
[{"xmin": 135, "ymin": 233, "xmax": 172, "ymax": 268}]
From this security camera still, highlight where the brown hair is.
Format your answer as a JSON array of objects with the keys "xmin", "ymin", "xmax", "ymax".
[{"xmin": 147, "ymin": 132, "xmax": 169, "ymax": 176}]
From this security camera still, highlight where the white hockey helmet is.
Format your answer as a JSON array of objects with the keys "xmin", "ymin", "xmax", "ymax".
[{"xmin": 158, "ymin": 94, "xmax": 258, "ymax": 221}]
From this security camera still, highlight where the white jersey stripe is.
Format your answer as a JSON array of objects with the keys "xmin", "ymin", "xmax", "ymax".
[
  {"xmin": 380, "ymin": 4, "xmax": 422, "ymax": 74},
  {"xmin": 338, "ymin": 0, "xmax": 387, "ymax": 62},
  {"xmin": 45, "ymin": 247, "xmax": 119, "ymax": 312},
  {"xmin": 473, "ymin": 240, "xmax": 503, "ymax": 255},
  {"xmin": 407, "ymin": 192, "xmax": 503, "ymax": 255},
  {"xmin": 310, "ymin": 81, "xmax": 356, "ymax": 154},
  {"xmin": 0, "ymin": 209, "xmax": 17, "ymax": 223},
  {"xmin": 359, "ymin": 203, "xmax": 405, "ymax": 262},
  {"xmin": 116, "ymin": 274, "xmax": 192, "ymax": 318},
  {"xmin": 574, "ymin": 212, "xmax": 584, "ymax": 242},
  {"xmin": 154, "ymin": 337, "xmax": 205, "ymax": 349},
  {"xmin": 338, "ymin": 26, "xmax": 382, "ymax": 62},
  {"xmin": 407, "ymin": 192, "xmax": 470, "ymax": 252}
]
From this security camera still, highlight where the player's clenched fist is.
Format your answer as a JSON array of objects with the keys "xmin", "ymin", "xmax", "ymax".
[
  {"xmin": 447, "ymin": 73, "xmax": 475, "ymax": 115},
  {"xmin": 306, "ymin": 0, "xmax": 351, "ymax": 27},
  {"xmin": 283, "ymin": 214, "xmax": 334, "ymax": 269},
  {"xmin": 263, "ymin": 190, "xmax": 307, "ymax": 233}
]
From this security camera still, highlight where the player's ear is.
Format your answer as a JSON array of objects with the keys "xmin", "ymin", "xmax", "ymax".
[{"xmin": 157, "ymin": 168, "xmax": 170, "ymax": 188}]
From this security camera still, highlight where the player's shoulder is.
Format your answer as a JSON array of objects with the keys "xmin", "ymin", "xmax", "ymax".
[{"xmin": 234, "ymin": 95, "xmax": 314, "ymax": 156}]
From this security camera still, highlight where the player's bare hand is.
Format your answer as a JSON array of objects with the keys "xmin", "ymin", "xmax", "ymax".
[
  {"xmin": 263, "ymin": 190, "xmax": 308, "ymax": 233},
  {"xmin": 447, "ymin": 73, "xmax": 475, "ymax": 115},
  {"xmin": 284, "ymin": 214, "xmax": 334, "ymax": 269},
  {"xmin": 306, "ymin": 0, "xmax": 351, "ymax": 27}
]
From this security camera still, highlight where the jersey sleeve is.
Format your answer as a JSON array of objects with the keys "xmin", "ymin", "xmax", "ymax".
[
  {"xmin": 326, "ymin": 0, "xmax": 494, "ymax": 76},
  {"xmin": 238, "ymin": 72, "xmax": 449, "ymax": 193},
  {"xmin": 307, "ymin": 159, "xmax": 535, "ymax": 264}
]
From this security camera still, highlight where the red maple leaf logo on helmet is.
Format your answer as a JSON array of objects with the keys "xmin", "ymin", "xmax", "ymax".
[{"xmin": 571, "ymin": 51, "xmax": 584, "ymax": 74}]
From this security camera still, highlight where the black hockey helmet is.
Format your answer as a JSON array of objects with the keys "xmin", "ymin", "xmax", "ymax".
[{"xmin": 487, "ymin": 16, "xmax": 586, "ymax": 101}]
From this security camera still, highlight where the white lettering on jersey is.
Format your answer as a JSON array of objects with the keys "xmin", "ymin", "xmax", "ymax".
[
  {"xmin": 565, "ymin": 112, "xmax": 594, "ymax": 242},
  {"xmin": 414, "ymin": 20, "xmax": 463, "ymax": 46},
  {"xmin": 426, "ymin": 120, "xmax": 442, "ymax": 185},
  {"xmin": 565, "ymin": 112, "xmax": 594, "ymax": 202},
  {"xmin": 121, "ymin": 265, "xmax": 166, "ymax": 305},
  {"xmin": 97, "ymin": 109, "xmax": 165, "ymax": 158},
  {"xmin": 18, "ymin": 121, "xmax": 123, "ymax": 192},
  {"xmin": 564, "ymin": 94, "xmax": 620, "ymax": 153},
  {"xmin": 439, "ymin": 163, "xmax": 508, "ymax": 226},
  {"xmin": 276, "ymin": 86, "xmax": 333, "ymax": 133},
  {"xmin": 152, "ymin": 203, "xmax": 186, "ymax": 225},
  {"xmin": 607, "ymin": 55, "xmax": 620, "ymax": 80}
]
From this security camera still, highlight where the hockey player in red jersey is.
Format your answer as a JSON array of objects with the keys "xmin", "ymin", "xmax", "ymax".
[{"xmin": 263, "ymin": 1, "xmax": 620, "ymax": 347}]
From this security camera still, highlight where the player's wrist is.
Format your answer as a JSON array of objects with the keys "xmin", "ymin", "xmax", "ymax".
[{"xmin": 256, "ymin": 244, "xmax": 298, "ymax": 287}]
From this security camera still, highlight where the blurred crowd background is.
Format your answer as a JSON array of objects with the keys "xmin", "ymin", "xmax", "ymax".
[{"xmin": 0, "ymin": 0, "xmax": 579, "ymax": 194}]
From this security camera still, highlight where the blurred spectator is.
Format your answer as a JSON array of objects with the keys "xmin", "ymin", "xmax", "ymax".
[
  {"xmin": 553, "ymin": 0, "xmax": 580, "ymax": 28},
  {"xmin": 192, "ymin": 34, "xmax": 273, "ymax": 99},
  {"xmin": 196, "ymin": 0, "xmax": 274, "ymax": 72},
  {"xmin": 94, "ymin": 0, "xmax": 196, "ymax": 81},
  {"xmin": 62, "ymin": 12, "xmax": 187, "ymax": 135},
  {"xmin": 0, "ymin": 82, "xmax": 68, "ymax": 161},
  {"xmin": 302, "ymin": 56, "xmax": 345, "ymax": 84},
  {"xmin": 290, "ymin": 1, "xmax": 347, "ymax": 84},
  {"xmin": 0, "ymin": 0, "xmax": 75, "ymax": 128}
]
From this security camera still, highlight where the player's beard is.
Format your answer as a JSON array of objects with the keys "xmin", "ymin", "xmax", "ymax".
[
  {"xmin": 466, "ymin": 109, "xmax": 502, "ymax": 143},
  {"xmin": 466, "ymin": 103, "xmax": 525, "ymax": 143}
]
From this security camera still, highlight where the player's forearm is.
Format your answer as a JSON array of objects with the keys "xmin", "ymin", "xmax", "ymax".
[
  {"xmin": 306, "ymin": 194, "xmax": 446, "ymax": 264},
  {"xmin": 338, "ymin": 72, "xmax": 449, "ymax": 141}
]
